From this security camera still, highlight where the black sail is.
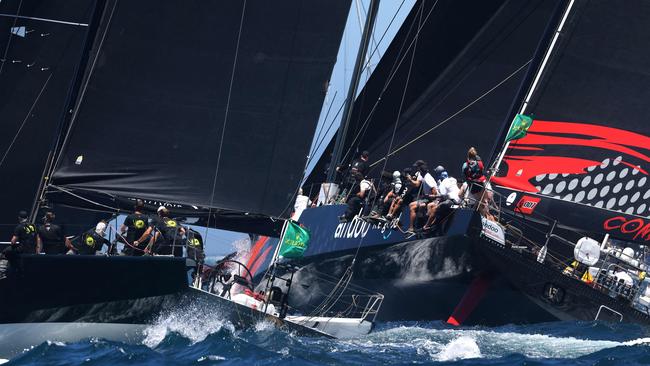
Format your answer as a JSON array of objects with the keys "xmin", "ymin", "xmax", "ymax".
[
  {"xmin": 50, "ymin": 0, "xmax": 350, "ymax": 219},
  {"xmin": 307, "ymin": 0, "xmax": 560, "ymax": 186},
  {"xmin": 0, "ymin": 0, "xmax": 102, "ymax": 238},
  {"xmin": 492, "ymin": 0, "xmax": 650, "ymax": 243}
]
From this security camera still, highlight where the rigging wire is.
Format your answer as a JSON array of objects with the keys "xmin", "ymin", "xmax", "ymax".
[
  {"xmin": 304, "ymin": 0, "xmax": 409, "ymax": 173},
  {"xmin": 204, "ymin": 0, "xmax": 247, "ymax": 240},
  {"xmin": 338, "ymin": 1, "xmax": 438, "ymax": 166},
  {"xmin": 309, "ymin": 1, "xmax": 431, "ymax": 319},
  {"xmin": 369, "ymin": 59, "xmax": 533, "ymax": 168},
  {"xmin": 0, "ymin": 73, "xmax": 52, "ymax": 168},
  {"xmin": 307, "ymin": 91, "xmax": 338, "ymax": 164},
  {"xmin": 49, "ymin": 0, "xmax": 118, "ymax": 178}
]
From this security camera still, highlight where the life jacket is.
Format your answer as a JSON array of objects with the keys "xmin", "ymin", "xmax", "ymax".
[{"xmin": 463, "ymin": 158, "xmax": 485, "ymax": 182}]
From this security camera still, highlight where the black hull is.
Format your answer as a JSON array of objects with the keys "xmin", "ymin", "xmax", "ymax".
[
  {"xmin": 1, "ymin": 255, "xmax": 190, "ymax": 324},
  {"xmin": 476, "ymin": 235, "xmax": 650, "ymax": 326},
  {"xmin": 261, "ymin": 208, "xmax": 556, "ymax": 325}
]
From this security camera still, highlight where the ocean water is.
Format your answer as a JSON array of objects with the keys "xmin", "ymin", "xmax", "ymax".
[{"xmin": 5, "ymin": 315, "xmax": 650, "ymax": 366}]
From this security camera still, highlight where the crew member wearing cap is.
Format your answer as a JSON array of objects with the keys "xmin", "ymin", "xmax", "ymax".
[
  {"xmin": 423, "ymin": 166, "xmax": 460, "ymax": 230},
  {"xmin": 147, "ymin": 206, "xmax": 185, "ymax": 256},
  {"xmin": 9, "ymin": 210, "xmax": 39, "ymax": 254},
  {"xmin": 120, "ymin": 199, "xmax": 151, "ymax": 256},
  {"xmin": 406, "ymin": 160, "xmax": 438, "ymax": 232},
  {"xmin": 76, "ymin": 221, "xmax": 112, "ymax": 255}
]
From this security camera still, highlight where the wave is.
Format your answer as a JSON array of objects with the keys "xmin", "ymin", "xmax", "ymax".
[{"xmin": 6, "ymin": 320, "xmax": 650, "ymax": 365}]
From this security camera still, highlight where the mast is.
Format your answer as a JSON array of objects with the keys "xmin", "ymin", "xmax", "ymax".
[
  {"xmin": 31, "ymin": 0, "xmax": 111, "ymax": 221},
  {"xmin": 487, "ymin": 0, "xmax": 575, "ymax": 173},
  {"xmin": 326, "ymin": 0, "xmax": 380, "ymax": 183}
]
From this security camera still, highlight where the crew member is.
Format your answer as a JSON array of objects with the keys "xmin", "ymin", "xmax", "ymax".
[
  {"xmin": 76, "ymin": 221, "xmax": 112, "ymax": 255},
  {"xmin": 148, "ymin": 206, "xmax": 185, "ymax": 256},
  {"xmin": 386, "ymin": 167, "xmax": 415, "ymax": 221},
  {"xmin": 339, "ymin": 172, "xmax": 373, "ymax": 222},
  {"xmin": 10, "ymin": 210, "xmax": 39, "ymax": 254},
  {"xmin": 461, "ymin": 147, "xmax": 494, "ymax": 219},
  {"xmin": 336, "ymin": 150, "xmax": 370, "ymax": 194},
  {"xmin": 120, "ymin": 199, "xmax": 150, "ymax": 256},
  {"xmin": 407, "ymin": 160, "xmax": 438, "ymax": 232},
  {"xmin": 37, "ymin": 212, "xmax": 73, "ymax": 255},
  {"xmin": 424, "ymin": 166, "xmax": 460, "ymax": 230},
  {"xmin": 186, "ymin": 228, "xmax": 205, "ymax": 263}
]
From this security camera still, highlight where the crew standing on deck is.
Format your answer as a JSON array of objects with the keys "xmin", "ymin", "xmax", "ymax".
[
  {"xmin": 37, "ymin": 212, "xmax": 73, "ymax": 255},
  {"xmin": 120, "ymin": 199, "xmax": 151, "ymax": 256},
  {"xmin": 10, "ymin": 210, "xmax": 39, "ymax": 254},
  {"xmin": 148, "ymin": 206, "xmax": 185, "ymax": 256},
  {"xmin": 76, "ymin": 221, "xmax": 113, "ymax": 255}
]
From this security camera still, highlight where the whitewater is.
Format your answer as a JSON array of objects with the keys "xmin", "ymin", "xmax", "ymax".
[{"xmin": 5, "ymin": 307, "xmax": 650, "ymax": 365}]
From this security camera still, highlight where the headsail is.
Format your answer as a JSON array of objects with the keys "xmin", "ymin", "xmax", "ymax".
[
  {"xmin": 49, "ymin": 0, "xmax": 351, "ymax": 220},
  {"xmin": 492, "ymin": 0, "xmax": 650, "ymax": 243}
]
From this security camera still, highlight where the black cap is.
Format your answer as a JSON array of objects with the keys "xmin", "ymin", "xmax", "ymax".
[
  {"xmin": 361, "ymin": 150, "xmax": 369, "ymax": 158},
  {"xmin": 18, "ymin": 210, "xmax": 28, "ymax": 219}
]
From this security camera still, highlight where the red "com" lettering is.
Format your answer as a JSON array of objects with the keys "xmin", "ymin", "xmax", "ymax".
[{"xmin": 603, "ymin": 216, "xmax": 650, "ymax": 241}]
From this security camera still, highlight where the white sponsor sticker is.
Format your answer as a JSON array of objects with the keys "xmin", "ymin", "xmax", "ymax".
[{"xmin": 481, "ymin": 217, "xmax": 506, "ymax": 245}]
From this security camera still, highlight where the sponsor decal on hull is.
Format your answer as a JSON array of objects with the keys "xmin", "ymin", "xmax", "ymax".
[
  {"xmin": 514, "ymin": 195, "xmax": 541, "ymax": 215},
  {"xmin": 334, "ymin": 217, "xmax": 373, "ymax": 239},
  {"xmin": 481, "ymin": 217, "xmax": 506, "ymax": 245},
  {"xmin": 603, "ymin": 216, "xmax": 650, "ymax": 241}
]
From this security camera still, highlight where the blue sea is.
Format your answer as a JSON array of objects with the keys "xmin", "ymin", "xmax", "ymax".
[{"xmin": 5, "ymin": 316, "xmax": 650, "ymax": 365}]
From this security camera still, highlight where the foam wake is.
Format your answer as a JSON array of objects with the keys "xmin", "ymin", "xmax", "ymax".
[{"xmin": 341, "ymin": 325, "xmax": 650, "ymax": 361}]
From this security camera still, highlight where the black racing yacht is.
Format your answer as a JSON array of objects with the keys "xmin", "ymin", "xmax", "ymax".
[
  {"xmin": 471, "ymin": 0, "xmax": 650, "ymax": 325},
  {"xmin": 0, "ymin": 0, "xmax": 351, "ymax": 358},
  {"xmin": 245, "ymin": 0, "xmax": 572, "ymax": 325}
]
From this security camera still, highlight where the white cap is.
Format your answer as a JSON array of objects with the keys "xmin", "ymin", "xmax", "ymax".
[
  {"xmin": 95, "ymin": 221, "xmax": 106, "ymax": 235},
  {"xmin": 157, "ymin": 205, "xmax": 166, "ymax": 213}
]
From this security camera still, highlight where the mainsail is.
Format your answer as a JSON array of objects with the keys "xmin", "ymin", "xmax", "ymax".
[
  {"xmin": 306, "ymin": 0, "xmax": 561, "ymax": 186},
  {"xmin": 0, "ymin": 0, "xmax": 104, "ymax": 237},
  {"xmin": 492, "ymin": 0, "xmax": 650, "ymax": 243},
  {"xmin": 48, "ymin": 0, "xmax": 351, "ymax": 223}
]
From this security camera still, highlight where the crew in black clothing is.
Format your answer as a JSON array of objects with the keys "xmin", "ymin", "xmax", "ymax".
[
  {"xmin": 76, "ymin": 221, "xmax": 113, "ymax": 255},
  {"xmin": 37, "ymin": 212, "xmax": 73, "ymax": 255},
  {"xmin": 148, "ymin": 206, "xmax": 185, "ymax": 256},
  {"xmin": 186, "ymin": 228, "xmax": 205, "ymax": 263},
  {"xmin": 337, "ymin": 150, "xmax": 369, "ymax": 176},
  {"xmin": 336, "ymin": 150, "xmax": 370, "ymax": 193},
  {"xmin": 10, "ymin": 210, "xmax": 39, "ymax": 254},
  {"xmin": 119, "ymin": 199, "xmax": 150, "ymax": 256}
]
